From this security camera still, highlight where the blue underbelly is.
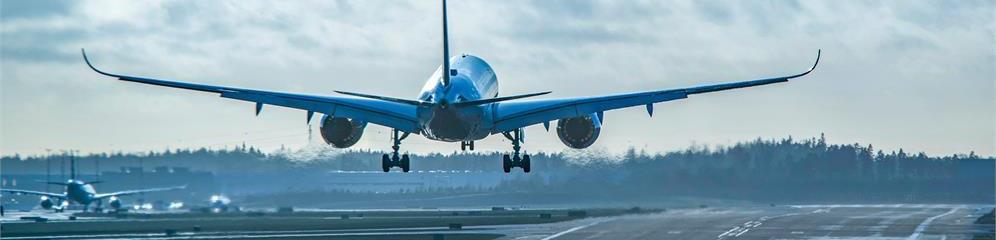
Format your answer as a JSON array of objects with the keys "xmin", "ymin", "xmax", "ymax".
[{"xmin": 421, "ymin": 106, "xmax": 485, "ymax": 141}]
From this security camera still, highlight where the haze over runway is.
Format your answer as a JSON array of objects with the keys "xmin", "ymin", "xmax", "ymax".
[{"xmin": 1, "ymin": 0, "xmax": 992, "ymax": 157}]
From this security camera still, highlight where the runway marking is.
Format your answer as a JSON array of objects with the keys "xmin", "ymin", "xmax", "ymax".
[
  {"xmin": 541, "ymin": 219, "xmax": 609, "ymax": 240},
  {"xmin": 718, "ymin": 208, "xmax": 828, "ymax": 239},
  {"xmin": 906, "ymin": 208, "xmax": 959, "ymax": 240},
  {"xmin": 514, "ymin": 235, "xmax": 545, "ymax": 240}
]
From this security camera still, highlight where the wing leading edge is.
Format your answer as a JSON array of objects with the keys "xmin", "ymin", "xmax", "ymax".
[
  {"xmin": 0, "ymin": 189, "xmax": 66, "ymax": 199},
  {"xmin": 491, "ymin": 50, "xmax": 821, "ymax": 133},
  {"xmin": 94, "ymin": 185, "xmax": 187, "ymax": 199},
  {"xmin": 82, "ymin": 49, "xmax": 420, "ymax": 132}
]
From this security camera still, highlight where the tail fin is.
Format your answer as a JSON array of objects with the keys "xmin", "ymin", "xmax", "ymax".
[
  {"xmin": 441, "ymin": 0, "xmax": 451, "ymax": 86},
  {"xmin": 70, "ymin": 156, "xmax": 76, "ymax": 180}
]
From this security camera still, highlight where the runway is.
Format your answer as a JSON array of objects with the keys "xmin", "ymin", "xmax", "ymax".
[
  {"xmin": 502, "ymin": 205, "xmax": 992, "ymax": 240},
  {"xmin": 1, "ymin": 205, "xmax": 991, "ymax": 239}
]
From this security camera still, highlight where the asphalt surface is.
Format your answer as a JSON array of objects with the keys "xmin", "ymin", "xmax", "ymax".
[
  {"xmin": 1, "ymin": 205, "xmax": 991, "ymax": 239},
  {"xmin": 511, "ymin": 204, "xmax": 992, "ymax": 240}
]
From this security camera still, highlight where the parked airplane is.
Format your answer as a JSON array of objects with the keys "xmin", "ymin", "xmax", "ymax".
[
  {"xmin": 0, "ymin": 158, "xmax": 185, "ymax": 212},
  {"xmin": 81, "ymin": 0, "xmax": 819, "ymax": 173}
]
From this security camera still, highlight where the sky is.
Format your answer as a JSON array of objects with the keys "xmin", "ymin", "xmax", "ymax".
[{"xmin": 1, "ymin": 0, "xmax": 992, "ymax": 157}]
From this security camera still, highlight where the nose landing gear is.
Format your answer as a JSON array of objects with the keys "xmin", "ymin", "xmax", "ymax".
[
  {"xmin": 460, "ymin": 141, "xmax": 475, "ymax": 151},
  {"xmin": 382, "ymin": 129, "xmax": 410, "ymax": 172},
  {"xmin": 501, "ymin": 129, "xmax": 530, "ymax": 173}
]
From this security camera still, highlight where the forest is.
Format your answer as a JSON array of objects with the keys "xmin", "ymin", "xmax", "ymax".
[{"xmin": 3, "ymin": 135, "xmax": 992, "ymax": 204}]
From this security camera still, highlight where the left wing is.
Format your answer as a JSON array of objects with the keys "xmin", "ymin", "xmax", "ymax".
[
  {"xmin": 94, "ymin": 185, "xmax": 186, "ymax": 199},
  {"xmin": 1, "ymin": 189, "xmax": 66, "ymax": 199},
  {"xmin": 491, "ymin": 50, "xmax": 820, "ymax": 133},
  {"xmin": 82, "ymin": 49, "xmax": 421, "ymax": 132}
]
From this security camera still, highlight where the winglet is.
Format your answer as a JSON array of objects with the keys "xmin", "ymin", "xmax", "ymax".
[
  {"xmin": 81, "ymin": 48, "xmax": 116, "ymax": 77},
  {"xmin": 787, "ymin": 49, "xmax": 821, "ymax": 79}
]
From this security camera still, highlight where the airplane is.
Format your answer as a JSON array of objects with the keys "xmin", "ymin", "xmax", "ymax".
[
  {"xmin": 81, "ymin": 0, "xmax": 819, "ymax": 173},
  {"xmin": 0, "ymin": 158, "xmax": 185, "ymax": 212}
]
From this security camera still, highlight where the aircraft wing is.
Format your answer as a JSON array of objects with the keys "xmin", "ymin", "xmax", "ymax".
[
  {"xmin": 82, "ymin": 50, "xmax": 420, "ymax": 133},
  {"xmin": 94, "ymin": 185, "xmax": 186, "ymax": 199},
  {"xmin": 0, "ymin": 189, "xmax": 66, "ymax": 199},
  {"xmin": 491, "ymin": 50, "xmax": 820, "ymax": 133}
]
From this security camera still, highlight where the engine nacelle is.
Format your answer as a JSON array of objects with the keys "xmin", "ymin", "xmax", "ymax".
[
  {"xmin": 109, "ymin": 197, "xmax": 122, "ymax": 209},
  {"xmin": 556, "ymin": 113, "xmax": 601, "ymax": 149},
  {"xmin": 39, "ymin": 197, "xmax": 54, "ymax": 210},
  {"xmin": 319, "ymin": 115, "xmax": 367, "ymax": 148}
]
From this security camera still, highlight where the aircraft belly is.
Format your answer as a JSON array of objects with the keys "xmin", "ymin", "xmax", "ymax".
[{"xmin": 419, "ymin": 106, "xmax": 488, "ymax": 142}]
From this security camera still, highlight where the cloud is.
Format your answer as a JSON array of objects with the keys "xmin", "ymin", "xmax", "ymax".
[
  {"xmin": 1, "ymin": 0, "xmax": 992, "ymax": 157},
  {"xmin": 0, "ymin": 0, "xmax": 75, "ymax": 20}
]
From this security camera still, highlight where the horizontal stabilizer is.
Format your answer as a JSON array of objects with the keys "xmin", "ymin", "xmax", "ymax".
[
  {"xmin": 454, "ymin": 91, "xmax": 552, "ymax": 107},
  {"xmin": 36, "ymin": 181, "xmax": 69, "ymax": 186},
  {"xmin": 334, "ymin": 91, "xmax": 429, "ymax": 106}
]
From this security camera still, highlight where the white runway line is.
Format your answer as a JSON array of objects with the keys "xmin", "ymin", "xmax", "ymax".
[
  {"xmin": 718, "ymin": 208, "xmax": 829, "ymax": 239},
  {"xmin": 541, "ymin": 219, "xmax": 609, "ymax": 240},
  {"xmin": 906, "ymin": 208, "xmax": 959, "ymax": 240}
]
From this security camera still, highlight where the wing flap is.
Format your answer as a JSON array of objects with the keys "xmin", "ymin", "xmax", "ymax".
[
  {"xmin": 491, "ymin": 50, "xmax": 820, "ymax": 132},
  {"xmin": 492, "ymin": 91, "xmax": 687, "ymax": 132}
]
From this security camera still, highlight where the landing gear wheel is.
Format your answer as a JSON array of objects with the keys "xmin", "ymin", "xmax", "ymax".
[
  {"xmin": 461, "ymin": 141, "xmax": 476, "ymax": 151},
  {"xmin": 381, "ymin": 154, "xmax": 391, "ymax": 172},
  {"xmin": 502, "ymin": 154, "xmax": 512, "ymax": 173},
  {"xmin": 501, "ymin": 129, "xmax": 531, "ymax": 173},
  {"xmin": 522, "ymin": 154, "xmax": 531, "ymax": 173},
  {"xmin": 401, "ymin": 154, "xmax": 410, "ymax": 172},
  {"xmin": 382, "ymin": 129, "xmax": 411, "ymax": 172}
]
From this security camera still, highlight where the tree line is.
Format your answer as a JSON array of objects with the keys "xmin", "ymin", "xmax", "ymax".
[{"xmin": 3, "ymin": 135, "xmax": 991, "ymax": 203}]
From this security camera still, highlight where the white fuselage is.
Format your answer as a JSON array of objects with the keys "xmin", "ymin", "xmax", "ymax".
[{"xmin": 417, "ymin": 55, "xmax": 498, "ymax": 142}]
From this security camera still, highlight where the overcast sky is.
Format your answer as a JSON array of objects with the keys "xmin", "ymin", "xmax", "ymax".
[{"xmin": 1, "ymin": 0, "xmax": 992, "ymax": 157}]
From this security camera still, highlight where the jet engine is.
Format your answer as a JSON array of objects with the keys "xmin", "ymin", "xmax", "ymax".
[
  {"xmin": 319, "ymin": 115, "xmax": 367, "ymax": 148},
  {"xmin": 109, "ymin": 197, "xmax": 122, "ymax": 209},
  {"xmin": 39, "ymin": 197, "xmax": 54, "ymax": 210},
  {"xmin": 556, "ymin": 113, "xmax": 601, "ymax": 149}
]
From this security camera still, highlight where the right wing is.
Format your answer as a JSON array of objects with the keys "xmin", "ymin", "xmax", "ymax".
[
  {"xmin": 0, "ymin": 189, "xmax": 66, "ymax": 199},
  {"xmin": 94, "ymin": 185, "xmax": 186, "ymax": 199},
  {"xmin": 82, "ymin": 49, "xmax": 421, "ymax": 132},
  {"xmin": 491, "ymin": 50, "xmax": 820, "ymax": 133}
]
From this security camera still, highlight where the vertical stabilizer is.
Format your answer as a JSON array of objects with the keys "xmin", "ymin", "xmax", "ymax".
[
  {"xmin": 70, "ymin": 154, "xmax": 76, "ymax": 180},
  {"xmin": 441, "ymin": 0, "xmax": 451, "ymax": 86}
]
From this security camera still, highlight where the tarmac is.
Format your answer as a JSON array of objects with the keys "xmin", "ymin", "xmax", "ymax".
[{"xmin": 0, "ymin": 204, "xmax": 991, "ymax": 239}]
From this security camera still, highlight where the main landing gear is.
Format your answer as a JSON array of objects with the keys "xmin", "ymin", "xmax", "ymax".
[
  {"xmin": 382, "ymin": 129, "xmax": 410, "ymax": 172},
  {"xmin": 502, "ymin": 129, "xmax": 530, "ymax": 173}
]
